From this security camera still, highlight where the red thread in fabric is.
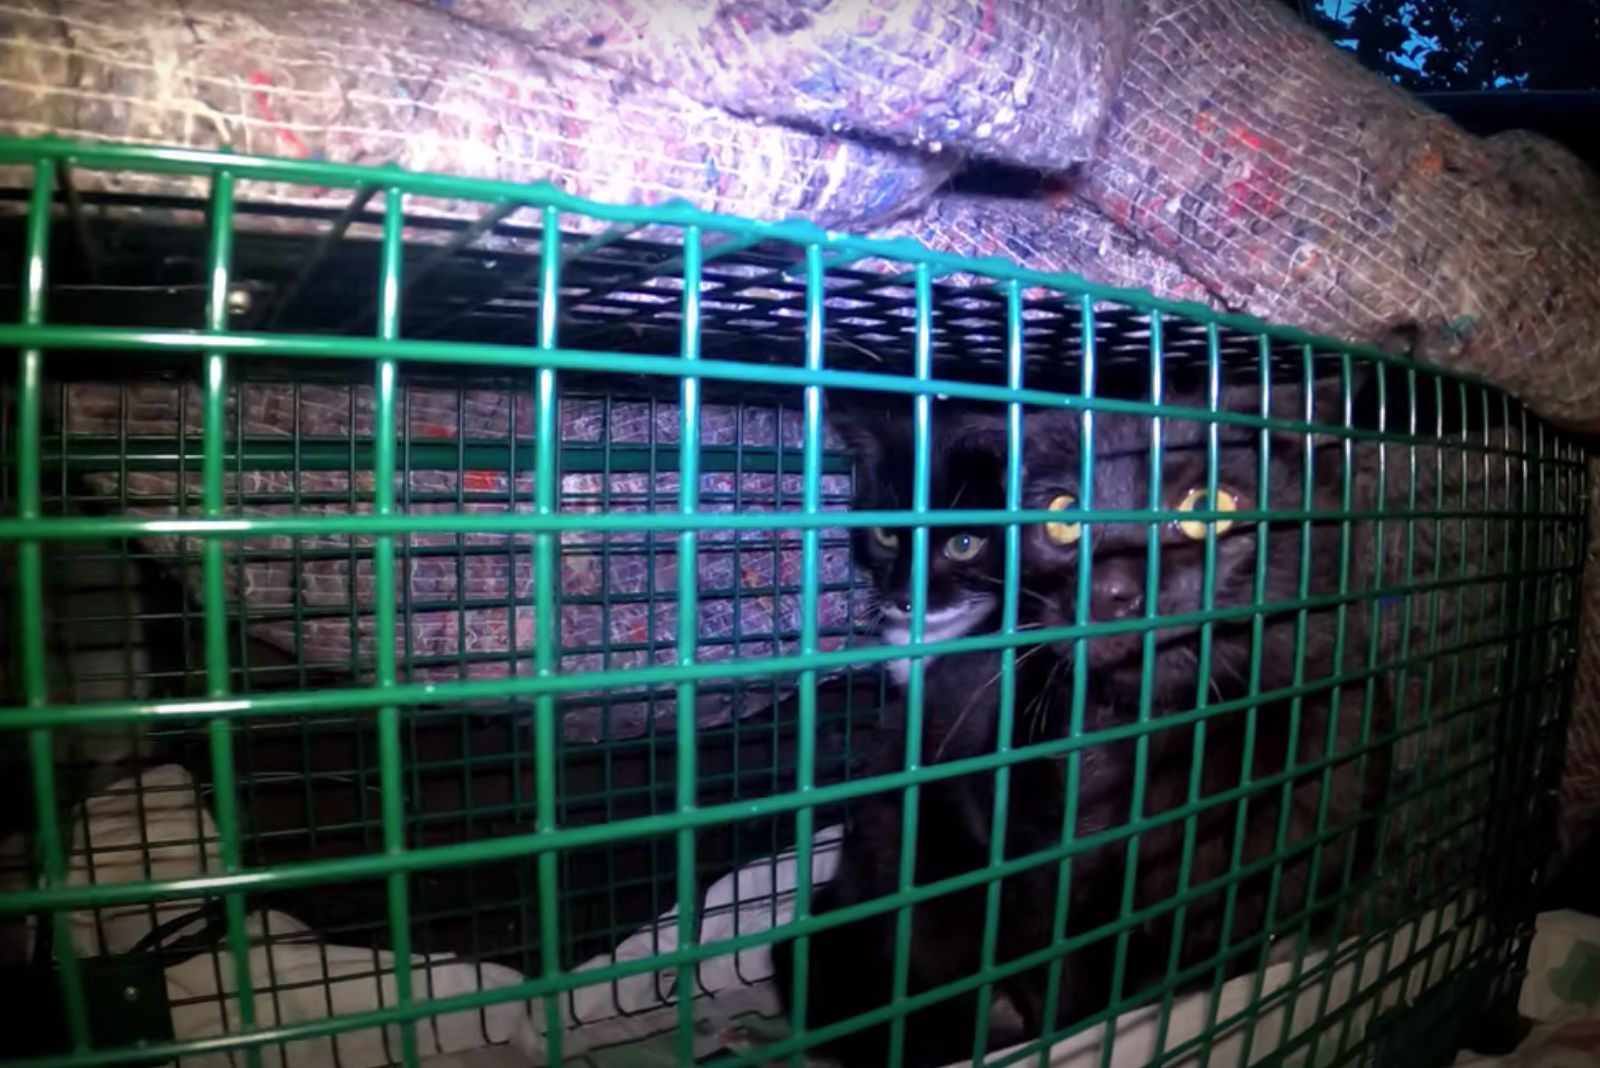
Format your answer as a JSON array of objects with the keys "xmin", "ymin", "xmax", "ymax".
[{"xmin": 248, "ymin": 71, "xmax": 311, "ymax": 158}]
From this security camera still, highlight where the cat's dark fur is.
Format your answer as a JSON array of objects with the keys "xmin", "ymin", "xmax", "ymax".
[
  {"xmin": 1014, "ymin": 381, "xmax": 1394, "ymax": 994},
  {"xmin": 771, "ymin": 384, "xmax": 1395, "ymax": 1067},
  {"xmin": 827, "ymin": 404, "xmax": 1015, "ymax": 694},
  {"xmin": 771, "ymin": 401, "xmax": 1075, "ymax": 1068}
]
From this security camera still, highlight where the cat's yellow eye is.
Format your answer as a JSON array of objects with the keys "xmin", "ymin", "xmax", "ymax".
[
  {"xmin": 943, "ymin": 533, "xmax": 986, "ymax": 562},
  {"xmin": 1044, "ymin": 493, "xmax": 1082, "ymax": 545},
  {"xmin": 1175, "ymin": 487, "xmax": 1240, "ymax": 539},
  {"xmin": 869, "ymin": 527, "xmax": 899, "ymax": 550}
]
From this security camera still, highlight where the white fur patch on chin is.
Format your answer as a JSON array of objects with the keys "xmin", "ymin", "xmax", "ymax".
[{"xmin": 879, "ymin": 597, "xmax": 996, "ymax": 688}]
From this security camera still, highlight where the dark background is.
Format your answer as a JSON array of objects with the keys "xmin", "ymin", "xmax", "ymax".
[{"xmin": 1283, "ymin": 0, "xmax": 1600, "ymax": 169}]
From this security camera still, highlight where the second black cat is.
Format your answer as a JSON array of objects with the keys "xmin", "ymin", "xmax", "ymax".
[
  {"xmin": 771, "ymin": 401, "xmax": 1124, "ymax": 1067},
  {"xmin": 772, "ymin": 383, "xmax": 1397, "ymax": 1066}
]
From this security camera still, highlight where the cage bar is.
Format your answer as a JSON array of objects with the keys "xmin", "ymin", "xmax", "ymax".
[{"xmin": 0, "ymin": 133, "xmax": 1586, "ymax": 1068}]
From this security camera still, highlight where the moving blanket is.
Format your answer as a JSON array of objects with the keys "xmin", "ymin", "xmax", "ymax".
[
  {"xmin": 429, "ymin": 0, "xmax": 1600, "ymax": 432},
  {"xmin": 0, "ymin": 0, "xmax": 1597, "ymax": 853},
  {"xmin": 2, "ymin": 0, "xmax": 1596, "ymax": 419}
]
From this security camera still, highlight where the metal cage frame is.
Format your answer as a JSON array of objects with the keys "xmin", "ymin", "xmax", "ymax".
[{"xmin": 0, "ymin": 135, "xmax": 1588, "ymax": 1068}]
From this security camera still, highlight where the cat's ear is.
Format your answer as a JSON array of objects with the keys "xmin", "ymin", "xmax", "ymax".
[
  {"xmin": 824, "ymin": 391, "xmax": 897, "ymax": 460},
  {"xmin": 824, "ymin": 391, "xmax": 903, "ymax": 500},
  {"xmin": 946, "ymin": 407, "xmax": 1037, "ymax": 499},
  {"xmin": 1290, "ymin": 367, "xmax": 1369, "ymax": 438},
  {"xmin": 946, "ymin": 407, "xmax": 1013, "ymax": 459},
  {"xmin": 999, "ymin": 406, "xmax": 1084, "ymax": 486},
  {"xmin": 825, "ymin": 408, "xmax": 884, "ymax": 467},
  {"xmin": 1217, "ymin": 368, "xmax": 1368, "ymax": 451}
]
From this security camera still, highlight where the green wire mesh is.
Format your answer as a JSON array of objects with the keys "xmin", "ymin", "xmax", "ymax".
[{"xmin": 0, "ymin": 136, "xmax": 1587, "ymax": 1068}]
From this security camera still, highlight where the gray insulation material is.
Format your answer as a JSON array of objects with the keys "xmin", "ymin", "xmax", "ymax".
[
  {"xmin": 0, "ymin": 0, "xmax": 956, "ymax": 227},
  {"xmin": 410, "ymin": 0, "xmax": 1138, "ymax": 168},
  {"xmin": 1081, "ymin": 0, "xmax": 1600, "ymax": 433}
]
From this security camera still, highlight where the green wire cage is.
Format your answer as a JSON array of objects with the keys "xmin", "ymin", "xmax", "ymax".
[{"xmin": 0, "ymin": 136, "xmax": 1587, "ymax": 1068}]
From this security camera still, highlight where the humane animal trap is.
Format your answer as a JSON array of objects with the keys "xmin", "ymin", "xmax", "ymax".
[{"xmin": 0, "ymin": 137, "xmax": 1587, "ymax": 1068}]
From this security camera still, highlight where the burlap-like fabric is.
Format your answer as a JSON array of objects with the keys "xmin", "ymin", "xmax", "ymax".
[
  {"xmin": 865, "ymin": 193, "xmax": 1214, "ymax": 305},
  {"xmin": 1081, "ymin": 0, "xmax": 1600, "ymax": 433},
  {"xmin": 0, "ymin": 0, "xmax": 954, "ymax": 229},
  {"xmin": 6, "ymin": 0, "xmax": 1597, "ymax": 426},
  {"xmin": 408, "ymin": 0, "xmax": 1137, "ymax": 169},
  {"xmin": 429, "ymin": 0, "xmax": 1600, "ymax": 433}
]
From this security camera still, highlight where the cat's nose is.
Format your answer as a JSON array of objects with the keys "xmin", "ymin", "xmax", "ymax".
[{"xmin": 1091, "ymin": 567, "xmax": 1144, "ymax": 621}]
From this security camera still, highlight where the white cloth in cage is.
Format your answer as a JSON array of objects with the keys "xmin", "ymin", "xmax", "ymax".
[
  {"xmin": 1453, "ymin": 910, "xmax": 1600, "ymax": 1068},
  {"xmin": 12, "ymin": 763, "xmax": 1542, "ymax": 1068},
  {"xmin": 28, "ymin": 765, "xmax": 529, "ymax": 1068},
  {"xmin": 507, "ymin": 823, "xmax": 846, "ymax": 1063},
  {"xmin": 515, "ymin": 827, "xmax": 1496, "ymax": 1068}
]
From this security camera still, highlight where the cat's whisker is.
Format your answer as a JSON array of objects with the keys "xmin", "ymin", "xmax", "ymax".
[
  {"xmin": 1042, "ymin": 655, "xmax": 1070, "ymax": 740},
  {"xmin": 1025, "ymin": 677, "xmax": 1048, "ymax": 747},
  {"xmin": 1025, "ymin": 651, "xmax": 1068, "ymax": 747},
  {"xmin": 932, "ymin": 641, "xmax": 1052, "ymax": 764},
  {"xmin": 1031, "ymin": 679, "xmax": 1055, "ymax": 745},
  {"xmin": 970, "ymin": 573, "xmax": 1055, "ymax": 608},
  {"xmin": 966, "ymin": 620, "xmax": 1046, "ymax": 637},
  {"xmin": 1021, "ymin": 658, "xmax": 1047, "ymax": 746},
  {"xmin": 809, "ymin": 392, "xmax": 1391, "ymax": 1048}
]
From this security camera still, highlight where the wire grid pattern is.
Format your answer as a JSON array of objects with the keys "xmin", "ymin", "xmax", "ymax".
[
  {"xmin": 0, "ymin": 137, "xmax": 1588, "ymax": 1068},
  {"xmin": 45, "ymin": 379, "xmax": 864, "ymax": 739}
]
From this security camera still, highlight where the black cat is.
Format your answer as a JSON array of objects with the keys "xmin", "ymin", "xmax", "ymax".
[
  {"xmin": 770, "ymin": 401, "xmax": 1044, "ymax": 1068},
  {"xmin": 771, "ymin": 401, "xmax": 1126, "ymax": 1067},
  {"xmin": 771, "ymin": 382, "xmax": 1397, "ymax": 1066},
  {"xmin": 826, "ymin": 403, "xmax": 1015, "ymax": 696},
  {"xmin": 1013, "ymin": 377, "xmax": 1395, "ymax": 1003}
]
